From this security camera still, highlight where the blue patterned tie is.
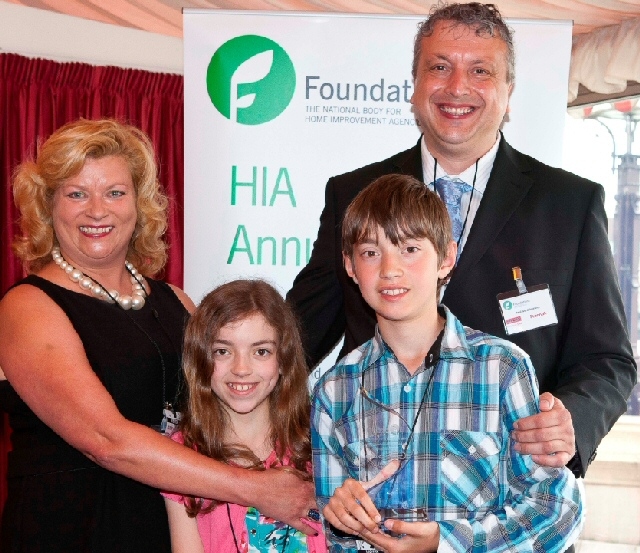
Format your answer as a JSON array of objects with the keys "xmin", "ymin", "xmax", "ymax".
[{"xmin": 433, "ymin": 176, "xmax": 473, "ymax": 244}]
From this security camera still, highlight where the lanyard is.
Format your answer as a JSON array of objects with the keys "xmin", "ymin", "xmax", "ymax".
[{"xmin": 359, "ymin": 330, "xmax": 443, "ymax": 486}]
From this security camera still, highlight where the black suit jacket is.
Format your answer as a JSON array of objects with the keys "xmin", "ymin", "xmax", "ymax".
[{"xmin": 288, "ymin": 136, "xmax": 637, "ymax": 476}]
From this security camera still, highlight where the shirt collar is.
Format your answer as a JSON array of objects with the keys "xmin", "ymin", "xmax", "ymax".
[
  {"xmin": 439, "ymin": 305, "xmax": 475, "ymax": 361},
  {"xmin": 366, "ymin": 305, "xmax": 474, "ymax": 375},
  {"xmin": 421, "ymin": 134, "xmax": 501, "ymax": 195}
]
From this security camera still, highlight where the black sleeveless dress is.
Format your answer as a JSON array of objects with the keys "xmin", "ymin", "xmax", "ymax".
[{"xmin": 0, "ymin": 275, "xmax": 189, "ymax": 553}]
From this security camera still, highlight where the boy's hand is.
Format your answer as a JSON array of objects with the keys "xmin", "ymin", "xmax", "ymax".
[
  {"xmin": 511, "ymin": 392, "xmax": 576, "ymax": 467},
  {"xmin": 323, "ymin": 478, "xmax": 381, "ymax": 535},
  {"xmin": 359, "ymin": 519, "xmax": 440, "ymax": 553}
]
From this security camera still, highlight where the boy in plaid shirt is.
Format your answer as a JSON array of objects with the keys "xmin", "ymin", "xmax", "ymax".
[{"xmin": 311, "ymin": 174, "xmax": 583, "ymax": 553}]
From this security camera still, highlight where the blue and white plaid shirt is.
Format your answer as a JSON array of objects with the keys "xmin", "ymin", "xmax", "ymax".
[{"xmin": 311, "ymin": 306, "xmax": 583, "ymax": 553}]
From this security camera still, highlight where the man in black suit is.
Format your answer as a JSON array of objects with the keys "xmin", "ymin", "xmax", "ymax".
[{"xmin": 288, "ymin": 0, "xmax": 636, "ymax": 499}]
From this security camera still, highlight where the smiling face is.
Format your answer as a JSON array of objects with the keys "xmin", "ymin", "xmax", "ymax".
[
  {"xmin": 52, "ymin": 155, "xmax": 137, "ymax": 272},
  {"xmin": 209, "ymin": 313, "xmax": 280, "ymax": 422},
  {"xmin": 344, "ymin": 225, "xmax": 456, "ymax": 329},
  {"xmin": 411, "ymin": 20, "xmax": 513, "ymax": 166}
]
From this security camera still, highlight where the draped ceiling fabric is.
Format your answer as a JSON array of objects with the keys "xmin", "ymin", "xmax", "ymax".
[
  {"xmin": 569, "ymin": 16, "xmax": 640, "ymax": 105},
  {"xmin": 2, "ymin": 0, "xmax": 640, "ymax": 36},
  {"xmin": 2, "ymin": 0, "xmax": 640, "ymax": 105}
]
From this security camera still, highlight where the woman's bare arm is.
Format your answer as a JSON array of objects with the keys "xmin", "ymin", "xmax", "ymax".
[{"xmin": 0, "ymin": 284, "xmax": 316, "ymax": 532}]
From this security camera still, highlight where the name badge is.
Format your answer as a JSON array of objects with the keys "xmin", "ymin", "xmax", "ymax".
[
  {"xmin": 497, "ymin": 283, "xmax": 558, "ymax": 335},
  {"xmin": 156, "ymin": 404, "xmax": 182, "ymax": 436}
]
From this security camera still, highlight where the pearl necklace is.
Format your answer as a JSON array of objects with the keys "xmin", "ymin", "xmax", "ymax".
[{"xmin": 51, "ymin": 247, "xmax": 147, "ymax": 310}]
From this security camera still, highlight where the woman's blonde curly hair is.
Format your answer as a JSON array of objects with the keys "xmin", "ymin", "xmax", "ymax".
[{"xmin": 12, "ymin": 118, "xmax": 169, "ymax": 276}]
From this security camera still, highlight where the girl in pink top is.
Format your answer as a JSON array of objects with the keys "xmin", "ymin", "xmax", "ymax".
[{"xmin": 163, "ymin": 279, "xmax": 326, "ymax": 553}]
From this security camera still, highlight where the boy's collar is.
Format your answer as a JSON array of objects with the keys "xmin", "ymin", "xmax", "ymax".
[
  {"xmin": 424, "ymin": 325, "xmax": 444, "ymax": 368},
  {"xmin": 439, "ymin": 305, "xmax": 476, "ymax": 361},
  {"xmin": 370, "ymin": 305, "xmax": 474, "ymax": 368}
]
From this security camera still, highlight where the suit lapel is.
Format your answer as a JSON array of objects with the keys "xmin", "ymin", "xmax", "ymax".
[
  {"xmin": 385, "ymin": 137, "xmax": 534, "ymax": 297},
  {"xmin": 445, "ymin": 138, "xmax": 534, "ymax": 296},
  {"xmin": 393, "ymin": 138, "xmax": 423, "ymax": 180}
]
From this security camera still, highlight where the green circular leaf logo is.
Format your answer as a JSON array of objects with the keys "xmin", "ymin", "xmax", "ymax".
[
  {"xmin": 207, "ymin": 35, "xmax": 296, "ymax": 125},
  {"xmin": 503, "ymin": 300, "xmax": 513, "ymax": 310}
]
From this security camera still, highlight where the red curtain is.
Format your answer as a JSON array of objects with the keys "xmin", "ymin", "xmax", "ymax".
[{"xmin": 0, "ymin": 53, "xmax": 185, "ymax": 519}]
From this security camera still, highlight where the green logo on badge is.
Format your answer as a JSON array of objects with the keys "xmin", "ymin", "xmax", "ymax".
[
  {"xmin": 207, "ymin": 35, "xmax": 296, "ymax": 125},
  {"xmin": 503, "ymin": 301, "xmax": 513, "ymax": 310}
]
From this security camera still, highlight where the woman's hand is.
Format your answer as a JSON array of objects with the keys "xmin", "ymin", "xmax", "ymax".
[{"xmin": 252, "ymin": 467, "xmax": 318, "ymax": 535}]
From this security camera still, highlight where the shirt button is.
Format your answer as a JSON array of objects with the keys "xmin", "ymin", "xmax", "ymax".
[
  {"xmin": 389, "ymin": 424, "xmax": 399, "ymax": 434},
  {"xmin": 404, "ymin": 384, "xmax": 412, "ymax": 393}
]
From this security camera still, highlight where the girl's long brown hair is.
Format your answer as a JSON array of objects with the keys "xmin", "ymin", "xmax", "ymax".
[{"xmin": 179, "ymin": 279, "xmax": 311, "ymax": 516}]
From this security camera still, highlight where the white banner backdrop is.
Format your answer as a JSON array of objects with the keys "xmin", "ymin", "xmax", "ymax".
[{"xmin": 183, "ymin": 11, "xmax": 572, "ymax": 373}]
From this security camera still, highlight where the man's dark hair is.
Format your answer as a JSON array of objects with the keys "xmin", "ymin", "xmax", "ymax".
[{"xmin": 412, "ymin": 2, "xmax": 515, "ymax": 83}]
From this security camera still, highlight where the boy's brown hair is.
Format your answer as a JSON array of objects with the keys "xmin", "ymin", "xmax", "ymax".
[{"xmin": 342, "ymin": 173, "xmax": 453, "ymax": 289}]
